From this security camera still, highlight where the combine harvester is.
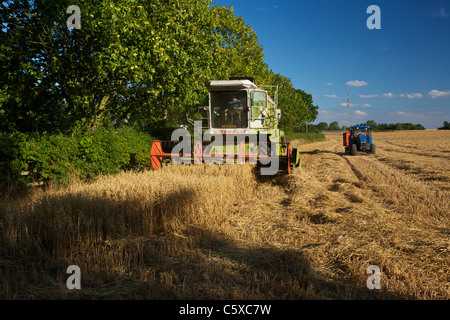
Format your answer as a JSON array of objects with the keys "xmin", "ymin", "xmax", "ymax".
[{"xmin": 149, "ymin": 77, "xmax": 301, "ymax": 175}]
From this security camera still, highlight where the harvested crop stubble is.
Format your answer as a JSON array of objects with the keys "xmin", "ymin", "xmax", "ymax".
[
  {"xmin": 1, "ymin": 131, "xmax": 449, "ymax": 299},
  {"xmin": 0, "ymin": 165, "xmax": 259, "ymax": 298},
  {"xmin": 2, "ymin": 164, "xmax": 256, "ymax": 248},
  {"xmin": 295, "ymin": 132, "xmax": 449, "ymax": 299}
]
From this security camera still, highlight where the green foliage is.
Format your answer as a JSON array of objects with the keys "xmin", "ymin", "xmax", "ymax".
[
  {"xmin": 75, "ymin": 126, "xmax": 154, "ymax": 178},
  {"xmin": 0, "ymin": 127, "xmax": 154, "ymax": 192},
  {"xmin": 356, "ymin": 120, "xmax": 425, "ymax": 131},
  {"xmin": 1, "ymin": 0, "xmax": 318, "ymax": 135},
  {"xmin": 1, "ymin": 0, "xmax": 217, "ymax": 132},
  {"xmin": 438, "ymin": 121, "xmax": 450, "ymax": 130},
  {"xmin": 316, "ymin": 122, "xmax": 329, "ymax": 131},
  {"xmin": 257, "ymin": 72, "xmax": 318, "ymax": 132},
  {"xmin": 303, "ymin": 121, "xmax": 339, "ymax": 132},
  {"xmin": 365, "ymin": 120, "xmax": 377, "ymax": 128},
  {"xmin": 328, "ymin": 121, "xmax": 340, "ymax": 131}
]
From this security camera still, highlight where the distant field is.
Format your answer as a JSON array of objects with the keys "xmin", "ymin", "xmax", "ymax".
[{"xmin": 0, "ymin": 130, "xmax": 448, "ymax": 299}]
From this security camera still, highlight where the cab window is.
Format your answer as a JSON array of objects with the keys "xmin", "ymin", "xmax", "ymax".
[
  {"xmin": 251, "ymin": 91, "xmax": 267, "ymax": 121},
  {"xmin": 211, "ymin": 90, "xmax": 248, "ymax": 128}
]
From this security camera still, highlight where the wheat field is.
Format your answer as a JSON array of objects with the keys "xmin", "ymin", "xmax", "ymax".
[{"xmin": 0, "ymin": 130, "xmax": 449, "ymax": 299}]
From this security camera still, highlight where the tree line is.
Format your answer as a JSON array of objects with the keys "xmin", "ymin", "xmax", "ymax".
[
  {"xmin": 0, "ymin": 0, "xmax": 318, "ymax": 136},
  {"xmin": 296, "ymin": 120, "xmax": 426, "ymax": 132},
  {"xmin": 438, "ymin": 121, "xmax": 450, "ymax": 130},
  {"xmin": 357, "ymin": 120, "xmax": 425, "ymax": 131}
]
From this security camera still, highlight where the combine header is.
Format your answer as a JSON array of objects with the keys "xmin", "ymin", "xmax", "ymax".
[{"xmin": 150, "ymin": 78, "xmax": 301, "ymax": 175}]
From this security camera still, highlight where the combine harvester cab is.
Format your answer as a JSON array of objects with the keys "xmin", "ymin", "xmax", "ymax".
[
  {"xmin": 150, "ymin": 77, "xmax": 301, "ymax": 175},
  {"xmin": 343, "ymin": 125, "xmax": 376, "ymax": 156}
]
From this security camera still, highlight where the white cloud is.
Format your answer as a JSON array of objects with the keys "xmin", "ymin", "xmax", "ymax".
[
  {"xmin": 363, "ymin": 103, "xmax": 372, "ymax": 107},
  {"xmin": 361, "ymin": 92, "xmax": 425, "ymax": 99},
  {"xmin": 391, "ymin": 111, "xmax": 432, "ymax": 120},
  {"xmin": 325, "ymin": 82, "xmax": 333, "ymax": 86},
  {"xmin": 354, "ymin": 110, "xmax": 368, "ymax": 117},
  {"xmin": 319, "ymin": 110, "xmax": 344, "ymax": 120},
  {"xmin": 340, "ymin": 103, "xmax": 355, "ymax": 107},
  {"xmin": 359, "ymin": 94, "xmax": 379, "ymax": 98},
  {"xmin": 324, "ymin": 94, "xmax": 338, "ymax": 98},
  {"xmin": 431, "ymin": 7, "xmax": 450, "ymax": 18},
  {"xmin": 429, "ymin": 89, "xmax": 450, "ymax": 99},
  {"xmin": 346, "ymin": 80, "xmax": 369, "ymax": 87},
  {"xmin": 360, "ymin": 92, "xmax": 423, "ymax": 99},
  {"xmin": 406, "ymin": 93, "xmax": 424, "ymax": 99}
]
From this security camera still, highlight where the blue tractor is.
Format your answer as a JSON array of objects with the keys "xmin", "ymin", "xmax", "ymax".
[{"xmin": 343, "ymin": 125, "xmax": 376, "ymax": 156}]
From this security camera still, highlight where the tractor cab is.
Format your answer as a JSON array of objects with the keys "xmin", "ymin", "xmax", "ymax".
[
  {"xmin": 206, "ymin": 78, "xmax": 280, "ymax": 133},
  {"xmin": 351, "ymin": 126, "xmax": 371, "ymax": 142},
  {"xmin": 344, "ymin": 125, "xmax": 376, "ymax": 155}
]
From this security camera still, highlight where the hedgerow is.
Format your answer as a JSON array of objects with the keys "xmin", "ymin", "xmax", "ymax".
[{"xmin": 0, "ymin": 126, "xmax": 153, "ymax": 193}]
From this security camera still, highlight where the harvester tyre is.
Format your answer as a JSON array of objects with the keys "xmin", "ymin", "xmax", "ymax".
[
  {"xmin": 351, "ymin": 144, "xmax": 357, "ymax": 156},
  {"xmin": 370, "ymin": 143, "xmax": 376, "ymax": 155}
]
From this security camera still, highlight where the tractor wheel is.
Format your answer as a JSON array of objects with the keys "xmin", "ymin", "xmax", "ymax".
[
  {"xmin": 351, "ymin": 144, "xmax": 357, "ymax": 156},
  {"xmin": 370, "ymin": 143, "xmax": 376, "ymax": 155}
]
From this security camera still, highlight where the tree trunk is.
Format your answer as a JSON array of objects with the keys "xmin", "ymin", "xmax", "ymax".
[{"xmin": 91, "ymin": 95, "xmax": 110, "ymax": 130}]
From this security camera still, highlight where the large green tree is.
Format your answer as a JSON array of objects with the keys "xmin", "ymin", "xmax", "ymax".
[
  {"xmin": 1, "ymin": 0, "xmax": 218, "ymax": 132},
  {"xmin": 261, "ymin": 71, "xmax": 318, "ymax": 132},
  {"xmin": 1, "ymin": 0, "xmax": 318, "ymax": 134}
]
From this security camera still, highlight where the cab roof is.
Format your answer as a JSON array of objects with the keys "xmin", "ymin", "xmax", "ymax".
[{"xmin": 206, "ymin": 80, "xmax": 259, "ymax": 91}]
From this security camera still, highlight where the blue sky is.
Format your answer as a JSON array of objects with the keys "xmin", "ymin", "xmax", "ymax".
[{"xmin": 210, "ymin": 0, "xmax": 450, "ymax": 129}]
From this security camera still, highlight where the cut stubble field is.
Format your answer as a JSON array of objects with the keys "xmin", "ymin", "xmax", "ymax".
[{"xmin": 0, "ymin": 130, "xmax": 449, "ymax": 299}]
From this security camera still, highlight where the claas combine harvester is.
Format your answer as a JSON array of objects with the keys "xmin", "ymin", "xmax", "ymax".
[{"xmin": 149, "ymin": 77, "xmax": 301, "ymax": 175}]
